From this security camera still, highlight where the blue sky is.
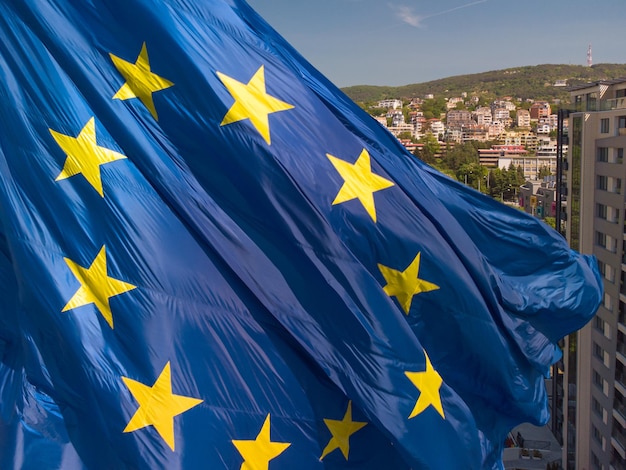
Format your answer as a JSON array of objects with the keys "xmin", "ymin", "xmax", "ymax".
[{"xmin": 246, "ymin": 0, "xmax": 624, "ymax": 88}]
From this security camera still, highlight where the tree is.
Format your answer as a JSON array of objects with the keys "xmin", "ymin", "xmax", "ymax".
[
  {"xmin": 420, "ymin": 97, "xmax": 447, "ymax": 120},
  {"xmin": 415, "ymin": 133, "xmax": 440, "ymax": 165},
  {"xmin": 457, "ymin": 162, "xmax": 486, "ymax": 190},
  {"xmin": 397, "ymin": 131, "xmax": 414, "ymax": 141},
  {"xmin": 443, "ymin": 141, "xmax": 479, "ymax": 170},
  {"xmin": 368, "ymin": 107, "xmax": 387, "ymax": 117},
  {"xmin": 500, "ymin": 163, "xmax": 525, "ymax": 201},
  {"xmin": 537, "ymin": 165, "xmax": 551, "ymax": 179},
  {"xmin": 486, "ymin": 167, "xmax": 506, "ymax": 199}
]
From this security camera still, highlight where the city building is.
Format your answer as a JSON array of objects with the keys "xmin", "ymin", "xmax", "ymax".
[
  {"xmin": 517, "ymin": 109, "xmax": 531, "ymax": 128},
  {"xmin": 446, "ymin": 109, "xmax": 473, "ymax": 127},
  {"xmin": 387, "ymin": 109, "xmax": 405, "ymax": 126},
  {"xmin": 447, "ymin": 96, "xmax": 464, "ymax": 109},
  {"xmin": 530, "ymin": 101, "xmax": 552, "ymax": 120},
  {"xmin": 478, "ymin": 144, "xmax": 527, "ymax": 168},
  {"xmin": 501, "ymin": 131, "xmax": 539, "ymax": 152},
  {"xmin": 518, "ymin": 177, "xmax": 557, "ymax": 219},
  {"xmin": 428, "ymin": 119, "xmax": 445, "ymax": 137},
  {"xmin": 487, "ymin": 121, "xmax": 506, "ymax": 140},
  {"xmin": 376, "ymin": 98, "xmax": 402, "ymax": 109},
  {"xmin": 474, "ymin": 106, "xmax": 493, "ymax": 125},
  {"xmin": 562, "ymin": 77, "xmax": 626, "ymax": 470},
  {"xmin": 493, "ymin": 107, "xmax": 512, "ymax": 125},
  {"xmin": 387, "ymin": 123, "xmax": 415, "ymax": 138}
]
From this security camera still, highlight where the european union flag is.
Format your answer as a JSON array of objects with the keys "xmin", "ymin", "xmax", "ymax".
[{"xmin": 0, "ymin": 0, "xmax": 602, "ymax": 468}]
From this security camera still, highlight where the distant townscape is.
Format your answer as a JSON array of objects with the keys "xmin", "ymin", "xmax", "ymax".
[
  {"xmin": 340, "ymin": 64, "xmax": 626, "ymax": 198},
  {"xmin": 339, "ymin": 64, "xmax": 624, "ymax": 227},
  {"xmin": 359, "ymin": 91, "xmax": 564, "ymax": 211}
]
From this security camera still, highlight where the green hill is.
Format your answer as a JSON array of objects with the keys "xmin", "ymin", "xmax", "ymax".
[{"xmin": 341, "ymin": 64, "xmax": 626, "ymax": 104}]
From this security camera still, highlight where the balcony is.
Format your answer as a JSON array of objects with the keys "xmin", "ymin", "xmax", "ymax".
[
  {"xmin": 616, "ymin": 402, "xmax": 626, "ymax": 426},
  {"xmin": 613, "ymin": 427, "xmax": 626, "ymax": 454},
  {"xmin": 573, "ymin": 98, "xmax": 626, "ymax": 112},
  {"xmin": 604, "ymin": 98, "xmax": 626, "ymax": 111}
]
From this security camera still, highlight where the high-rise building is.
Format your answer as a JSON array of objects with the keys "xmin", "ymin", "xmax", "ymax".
[{"xmin": 563, "ymin": 78, "xmax": 626, "ymax": 470}]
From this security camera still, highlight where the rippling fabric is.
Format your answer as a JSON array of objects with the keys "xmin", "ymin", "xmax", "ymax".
[{"xmin": 0, "ymin": 1, "xmax": 602, "ymax": 469}]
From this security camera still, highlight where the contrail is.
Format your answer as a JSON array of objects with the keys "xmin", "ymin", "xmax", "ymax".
[
  {"xmin": 422, "ymin": 0, "xmax": 488, "ymax": 20},
  {"xmin": 392, "ymin": 0, "xmax": 487, "ymax": 28}
]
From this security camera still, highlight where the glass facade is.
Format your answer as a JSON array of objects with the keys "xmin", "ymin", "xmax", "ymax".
[{"xmin": 566, "ymin": 116, "xmax": 583, "ymax": 470}]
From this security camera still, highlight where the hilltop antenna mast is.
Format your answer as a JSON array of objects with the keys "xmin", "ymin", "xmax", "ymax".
[{"xmin": 587, "ymin": 44, "xmax": 593, "ymax": 67}]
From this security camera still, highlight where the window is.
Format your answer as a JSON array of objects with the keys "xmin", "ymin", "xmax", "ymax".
[
  {"xmin": 594, "ymin": 341, "xmax": 604, "ymax": 360},
  {"xmin": 606, "ymin": 264, "xmax": 615, "ymax": 283},
  {"xmin": 597, "ymin": 175, "xmax": 608, "ymax": 190},
  {"xmin": 598, "ymin": 147, "xmax": 608, "ymax": 162},
  {"xmin": 601, "ymin": 118, "xmax": 609, "ymax": 133},
  {"xmin": 596, "ymin": 231, "xmax": 606, "ymax": 248},
  {"xmin": 592, "ymin": 451, "xmax": 601, "ymax": 470},
  {"xmin": 594, "ymin": 315, "xmax": 611, "ymax": 338},
  {"xmin": 618, "ymin": 148, "xmax": 624, "ymax": 164},
  {"xmin": 594, "ymin": 338, "xmax": 610, "ymax": 366},
  {"xmin": 597, "ymin": 261, "xmax": 616, "ymax": 284},
  {"xmin": 587, "ymin": 92, "xmax": 598, "ymax": 111},
  {"xmin": 593, "ymin": 397, "xmax": 604, "ymax": 418},
  {"xmin": 594, "ymin": 370, "xmax": 604, "ymax": 389},
  {"xmin": 595, "ymin": 315, "xmax": 604, "ymax": 331},
  {"xmin": 593, "ymin": 425, "xmax": 603, "ymax": 445},
  {"xmin": 607, "ymin": 234, "xmax": 617, "ymax": 253},
  {"xmin": 598, "ymin": 260, "xmax": 605, "ymax": 275},
  {"xmin": 600, "ymin": 205, "xmax": 620, "ymax": 223}
]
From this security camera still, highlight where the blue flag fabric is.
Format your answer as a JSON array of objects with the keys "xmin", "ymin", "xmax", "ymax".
[{"xmin": 0, "ymin": 0, "xmax": 602, "ymax": 468}]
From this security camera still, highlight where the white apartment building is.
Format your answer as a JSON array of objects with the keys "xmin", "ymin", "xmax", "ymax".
[
  {"xmin": 493, "ymin": 108, "xmax": 512, "ymax": 122},
  {"xmin": 474, "ymin": 107, "xmax": 493, "ymax": 125},
  {"xmin": 446, "ymin": 97, "xmax": 465, "ymax": 109},
  {"xmin": 387, "ymin": 123, "xmax": 415, "ymax": 138},
  {"xmin": 536, "ymin": 123, "xmax": 551, "ymax": 134},
  {"xmin": 376, "ymin": 99, "xmax": 402, "ymax": 109},
  {"xmin": 492, "ymin": 100, "xmax": 517, "ymax": 112},
  {"xmin": 387, "ymin": 109, "xmax": 405, "ymax": 126},
  {"xmin": 429, "ymin": 119, "xmax": 445, "ymax": 136}
]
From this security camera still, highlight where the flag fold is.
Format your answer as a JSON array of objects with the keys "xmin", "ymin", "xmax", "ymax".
[{"xmin": 0, "ymin": 1, "xmax": 602, "ymax": 469}]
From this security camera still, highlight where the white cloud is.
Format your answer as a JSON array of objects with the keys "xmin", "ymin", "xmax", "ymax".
[{"xmin": 391, "ymin": 5, "xmax": 424, "ymax": 28}]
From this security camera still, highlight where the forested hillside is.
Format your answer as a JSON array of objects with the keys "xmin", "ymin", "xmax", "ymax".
[{"xmin": 341, "ymin": 64, "xmax": 626, "ymax": 104}]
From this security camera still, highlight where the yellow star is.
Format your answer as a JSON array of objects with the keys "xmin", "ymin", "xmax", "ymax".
[
  {"xmin": 110, "ymin": 42, "xmax": 174, "ymax": 120},
  {"xmin": 378, "ymin": 252, "xmax": 440, "ymax": 314},
  {"xmin": 122, "ymin": 362, "xmax": 203, "ymax": 451},
  {"xmin": 232, "ymin": 414, "xmax": 291, "ymax": 470},
  {"xmin": 217, "ymin": 65, "xmax": 294, "ymax": 145},
  {"xmin": 50, "ymin": 117, "xmax": 127, "ymax": 197},
  {"xmin": 62, "ymin": 246, "xmax": 136, "ymax": 328},
  {"xmin": 405, "ymin": 351, "xmax": 445, "ymax": 419},
  {"xmin": 320, "ymin": 401, "xmax": 367, "ymax": 460},
  {"xmin": 327, "ymin": 149, "xmax": 394, "ymax": 222}
]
